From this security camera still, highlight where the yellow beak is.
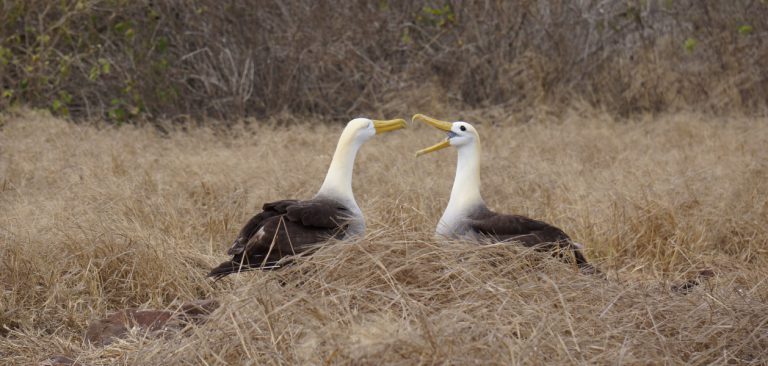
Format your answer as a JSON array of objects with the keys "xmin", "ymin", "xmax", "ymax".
[
  {"xmin": 373, "ymin": 119, "xmax": 407, "ymax": 134},
  {"xmin": 413, "ymin": 114, "xmax": 453, "ymax": 157},
  {"xmin": 412, "ymin": 114, "xmax": 452, "ymax": 131},
  {"xmin": 415, "ymin": 140, "xmax": 451, "ymax": 157}
]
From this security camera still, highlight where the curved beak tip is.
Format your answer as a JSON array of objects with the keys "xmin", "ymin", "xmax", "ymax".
[
  {"xmin": 413, "ymin": 113, "xmax": 453, "ymax": 156},
  {"xmin": 412, "ymin": 114, "xmax": 453, "ymax": 131},
  {"xmin": 373, "ymin": 119, "xmax": 407, "ymax": 134}
]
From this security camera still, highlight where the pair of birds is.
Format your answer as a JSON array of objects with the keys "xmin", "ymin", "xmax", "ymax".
[{"xmin": 208, "ymin": 114, "xmax": 595, "ymax": 279}]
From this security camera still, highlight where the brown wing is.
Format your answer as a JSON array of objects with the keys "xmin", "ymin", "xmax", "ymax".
[
  {"xmin": 208, "ymin": 198, "xmax": 352, "ymax": 279},
  {"xmin": 285, "ymin": 200, "xmax": 351, "ymax": 228},
  {"xmin": 467, "ymin": 209, "xmax": 571, "ymax": 247},
  {"xmin": 466, "ymin": 208, "xmax": 595, "ymax": 273},
  {"xmin": 226, "ymin": 199, "xmax": 299, "ymax": 255}
]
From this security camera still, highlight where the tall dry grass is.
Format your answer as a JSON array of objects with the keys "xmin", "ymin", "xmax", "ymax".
[{"xmin": 1, "ymin": 108, "xmax": 767, "ymax": 364}]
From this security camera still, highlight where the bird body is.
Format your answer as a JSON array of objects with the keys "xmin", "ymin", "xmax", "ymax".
[
  {"xmin": 208, "ymin": 118, "xmax": 406, "ymax": 279},
  {"xmin": 414, "ymin": 114, "xmax": 594, "ymax": 272}
]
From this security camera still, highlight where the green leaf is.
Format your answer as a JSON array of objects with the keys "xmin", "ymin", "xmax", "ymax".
[
  {"xmin": 156, "ymin": 37, "xmax": 169, "ymax": 53},
  {"xmin": 37, "ymin": 34, "xmax": 51, "ymax": 44},
  {"xmin": 89, "ymin": 65, "xmax": 100, "ymax": 80},
  {"xmin": 419, "ymin": 4, "xmax": 455, "ymax": 28},
  {"xmin": 738, "ymin": 25, "xmax": 753, "ymax": 35},
  {"xmin": 114, "ymin": 22, "xmax": 129, "ymax": 33},
  {"xmin": 100, "ymin": 59, "xmax": 111, "ymax": 74},
  {"xmin": 0, "ymin": 47, "xmax": 11, "ymax": 65},
  {"xmin": 683, "ymin": 38, "xmax": 697, "ymax": 53},
  {"xmin": 109, "ymin": 107, "xmax": 127, "ymax": 122},
  {"xmin": 59, "ymin": 90, "xmax": 72, "ymax": 104}
]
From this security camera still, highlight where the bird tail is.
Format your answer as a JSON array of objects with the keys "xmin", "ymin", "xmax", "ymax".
[
  {"xmin": 571, "ymin": 242, "xmax": 602, "ymax": 276},
  {"xmin": 207, "ymin": 257, "xmax": 283, "ymax": 281}
]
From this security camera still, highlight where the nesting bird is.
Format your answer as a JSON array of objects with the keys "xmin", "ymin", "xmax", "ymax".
[
  {"xmin": 413, "ymin": 114, "xmax": 595, "ymax": 273},
  {"xmin": 208, "ymin": 118, "xmax": 407, "ymax": 279}
]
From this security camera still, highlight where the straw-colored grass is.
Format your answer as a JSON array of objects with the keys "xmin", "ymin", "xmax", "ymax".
[{"xmin": 1, "ymin": 109, "xmax": 767, "ymax": 365}]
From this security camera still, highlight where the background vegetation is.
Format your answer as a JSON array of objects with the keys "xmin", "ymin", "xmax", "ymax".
[{"xmin": 1, "ymin": 1, "xmax": 767, "ymax": 123}]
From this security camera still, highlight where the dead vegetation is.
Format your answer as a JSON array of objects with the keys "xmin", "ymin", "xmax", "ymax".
[
  {"xmin": 2, "ymin": 1, "xmax": 768, "ymax": 122},
  {"xmin": 1, "ymin": 108, "xmax": 767, "ymax": 364}
]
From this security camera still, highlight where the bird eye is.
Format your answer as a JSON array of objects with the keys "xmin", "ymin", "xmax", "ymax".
[{"xmin": 460, "ymin": 125, "xmax": 466, "ymax": 131}]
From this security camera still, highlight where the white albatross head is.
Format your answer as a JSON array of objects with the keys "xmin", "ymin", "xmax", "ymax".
[
  {"xmin": 316, "ymin": 117, "xmax": 407, "ymax": 205},
  {"xmin": 412, "ymin": 114, "xmax": 480, "ymax": 155},
  {"xmin": 344, "ymin": 117, "xmax": 409, "ymax": 144}
]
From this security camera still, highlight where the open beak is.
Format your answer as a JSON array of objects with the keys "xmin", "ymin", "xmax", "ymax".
[
  {"xmin": 373, "ymin": 119, "xmax": 407, "ymax": 134},
  {"xmin": 416, "ymin": 140, "xmax": 451, "ymax": 157},
  {"xmin": 413, "ymin": 114, "xmax": 453, "ymax": 156}
]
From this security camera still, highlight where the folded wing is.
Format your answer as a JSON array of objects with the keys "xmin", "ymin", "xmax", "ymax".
[
  {"xmin": 467, "ymin": 209, "xmax": 571, "ymax": 246},
  {"xmin": 208, "ymin": 198, "xmax": 352, "ymax": 279},
  {"xmin": 467, "ymin": 208, "xmax": 593, "ymax": 271}
]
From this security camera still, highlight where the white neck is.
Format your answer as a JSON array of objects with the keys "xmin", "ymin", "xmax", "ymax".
[
  {"xmin": 316, "ymin": 128, "xmax": 363, "ymax": 206},
  {"xmin": 437, "ymin": 140, "xmax": 485, "ymax": 235}
]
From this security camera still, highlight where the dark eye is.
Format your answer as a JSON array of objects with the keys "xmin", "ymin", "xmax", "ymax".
[{"xmin": 460, "ymin": 125, "xmax": 466, "ymax": 131}]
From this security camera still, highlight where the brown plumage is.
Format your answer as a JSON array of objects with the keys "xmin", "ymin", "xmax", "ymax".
[
  {"xmin": 207, "ymin": 198, "xmax": 354, "ymax": 280},
  {"xmin": 467, "ymin": 206, "xmax": 593, "ymax": 271}
]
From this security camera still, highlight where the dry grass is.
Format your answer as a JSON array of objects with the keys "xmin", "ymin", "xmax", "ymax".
[{"xmin": 1, "ymin": 108, "xmax": 767, "ymax": 365}]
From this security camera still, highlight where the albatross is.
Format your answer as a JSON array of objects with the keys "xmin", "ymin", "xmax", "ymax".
[
  {"xmin": 208, "ymin": 117, "xmax": 407, "ymax": 279},
  {"xmin": 413, "ymin": 114, "xmax": 596, "ymax": 273}
]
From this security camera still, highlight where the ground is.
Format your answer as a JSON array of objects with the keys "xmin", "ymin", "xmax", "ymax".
[{"xmin": 1, "ymin": 109, "xmax": 767, "ymax": 365}]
